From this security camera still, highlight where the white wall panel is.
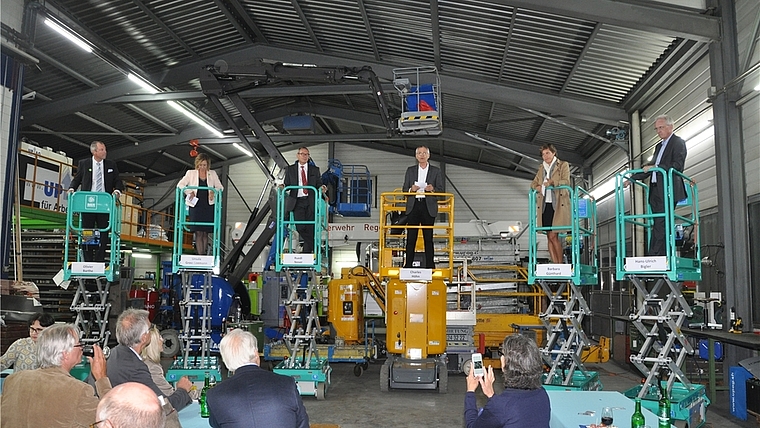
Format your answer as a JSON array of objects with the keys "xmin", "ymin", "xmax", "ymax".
[
  {"xmin": 742, "ymin": 95, "xmax": 760, "ymax": 198},
  {"xmin": 736, "ymin": 0, "xmax": 760, "ymax": 73}
]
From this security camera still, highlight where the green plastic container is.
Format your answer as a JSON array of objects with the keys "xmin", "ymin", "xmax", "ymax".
[{"xmin": 624, "ymin": 382, "xmax": 709, "ymax": 428}]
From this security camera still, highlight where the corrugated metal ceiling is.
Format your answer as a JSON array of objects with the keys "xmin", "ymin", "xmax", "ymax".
[{"xmin": 9, "ymin": 0, "xmax": 717, "ymax": 184}]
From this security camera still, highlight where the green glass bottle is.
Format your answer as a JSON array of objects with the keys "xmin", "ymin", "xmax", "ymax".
[
  {"xmin": 657, "ymin": 383, "xmax": 671, "ymax": 428},
  {"xmin": 631, "ymin": 397, "xmax": 646, "ymax": 428},
  {"xmin": 200, "ymin": 371, "xmax": 211, "ymax": 418}
]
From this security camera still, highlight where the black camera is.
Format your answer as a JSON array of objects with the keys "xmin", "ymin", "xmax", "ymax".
[{"xmin": 81, "ymin": 344, "xmax": 95, "ymax": 357}]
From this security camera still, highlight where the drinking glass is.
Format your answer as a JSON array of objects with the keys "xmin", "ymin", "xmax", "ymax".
[{"xmin": 600, "ymin": 407, "xmax": 613, "ymax": 426}]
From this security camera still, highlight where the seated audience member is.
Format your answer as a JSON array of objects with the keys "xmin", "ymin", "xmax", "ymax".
[
  {"xmin": 464, "ymin": 334, "xmax": 550, "ymax": 428},
  {"xmin": 0, "ymin": 324, "xmax": 111, "ymax": 428},
  {"xmin": 206, "ymin": 329, "xmax": 310, "ymax": 428},
  {"xmin": 107, "ymin": 309, "xmax": 192, "ymax": 417},
  {"xmin": 95, "ymin": 382, "xmax": 165, "ymax": 428},
  {"xmin": 141, "ymin": 326, "xmax": 200, "ymax": 400},
  {"xmin": 0, "ymin": 312, "xmax": 55, "ymax": 371}
]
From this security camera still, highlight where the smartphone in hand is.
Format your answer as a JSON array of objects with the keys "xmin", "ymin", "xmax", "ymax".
[{"xmin": 471, "ymin": 353, "xmax": 484, "ymax": 377}]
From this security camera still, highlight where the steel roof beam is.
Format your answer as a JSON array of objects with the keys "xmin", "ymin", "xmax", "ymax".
[{"xmin": 494, "ymin": 0, "xmax": 720, "ymax": 42}]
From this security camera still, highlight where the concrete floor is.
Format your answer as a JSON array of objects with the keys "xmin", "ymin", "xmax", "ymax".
[{"xmin": 300, "ymin": 360, "xmax": 756, "ymax": 428}]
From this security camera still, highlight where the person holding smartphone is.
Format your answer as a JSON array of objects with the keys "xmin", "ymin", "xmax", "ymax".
[{"xmin": 464, "ymin": 334, "xmax": 550, "ymax": 428}]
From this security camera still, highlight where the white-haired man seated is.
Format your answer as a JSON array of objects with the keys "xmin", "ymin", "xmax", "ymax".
[
  {"xmin": 0, "ymin": 323, "xmax": 111, "ymax": 427},
  {"xmin": 206, "ymin": 329, "xmax": 310, "ymax": 428}
]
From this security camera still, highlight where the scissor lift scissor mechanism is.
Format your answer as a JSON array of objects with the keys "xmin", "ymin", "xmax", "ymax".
[
  {"xmin": 529, "ymin": 186, "xmax": 600, "ymax": 390},
  {"xmin": 64, "ymin": 191, "xmax": 122, "ymax": 352}
]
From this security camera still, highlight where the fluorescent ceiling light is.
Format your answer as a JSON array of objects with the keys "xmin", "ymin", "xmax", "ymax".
[
  {"xmin": 44, "ymin": 19, "xmax": 92, "ymax": 53},
  {"xmin": 167, "ymin": 101, "xmax": 224, "ymax": 138},
  {"xmin": 755, "ymin": 83, "xmax": 760, "ymax": 91},
  {"xmin": 233, "ymin": 142, "xmax": 253, "ymax": 157},
  {"xmin": 127, "ymin": 73, "xmax": 158, "ymax": 94},
  {"xmin": 589, "ymin": 176, "xmax": 617, "ymax": 201},
  {"xmin": 131, "ymin": 252, "xmax": 153, "ymax": 259}
]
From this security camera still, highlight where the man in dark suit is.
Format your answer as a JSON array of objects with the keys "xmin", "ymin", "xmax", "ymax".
[
  {"xmin": 107, "ymin": 309, "xmax": 192, "ymax": 425},
  {"xmin": 403, "ymin": 145, "xmax": 445, "ymax": 268},
  {"xmin": 68, "ymin": 141, "xmax": 124, "ymax": 262},
  {"xmin": 628, "ymin": 115, "xmax": 687, "ymax": 256},
  {"xmin": 206, "ymin": 328, "xmax": 309, "ymax": 428},
  {"xmin": 283, "ymin": 147, "xmax": 326, "ymax": 253}
]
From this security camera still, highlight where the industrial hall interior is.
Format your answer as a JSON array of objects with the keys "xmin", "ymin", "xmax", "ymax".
[{"xmin": 2, "ymin": 0, "xmax": 760, "ymax": 427}]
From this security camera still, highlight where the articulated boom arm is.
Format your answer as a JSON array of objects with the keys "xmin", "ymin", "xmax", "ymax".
[
  {"xmin": 204, "ymin": 59, "xmax": 395, "ymax": 286},
  {"xmin": 201, "ymin": 59, "xmax": 395, "ymax": 135}
]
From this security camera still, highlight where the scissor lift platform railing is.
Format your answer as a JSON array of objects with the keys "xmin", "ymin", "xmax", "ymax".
[
  {"xmin": 64, "ymin": 191, "xmax": 122, "ymax": 350},
  {"xmin": 615, "ymin": 169, "xmax": 705, "ymax": 414},
  {"xmin": 170, "ymin": 185, "xmax": 223, "ymax": 373},
  {"xmin": 529, "ymin": 186, "xmax": 599, "ymax": 389},
  {"xmin": 274, "ymin": 186, "xmax": 331, "ymax": 399},
  {"xmin": 378, "ymin": 191, "xmax": 455, "ymax": 282}
]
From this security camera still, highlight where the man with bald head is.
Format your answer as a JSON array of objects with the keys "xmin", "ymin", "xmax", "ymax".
[{"xmin": 95, "ymin": 382, "xmax": 165, "ymax": 428}]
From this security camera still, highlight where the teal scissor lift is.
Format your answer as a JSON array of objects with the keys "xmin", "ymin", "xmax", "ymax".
[
  {"xmin": 64, "ymin": 191, "xmax": 122, "ymax": 351},
  {"xmin": 529, "ymin": 186, "xmax": 600, "ymax": 391},
  {"xmin": 615, "ymin": 168, "xmax": 708, "ymax": 427},
  {"xmin": 166, "ymin": 186, "xmax": 223, "ymax": 384},
  {"xmin": 273, "ymin": 185, "xmax": 331, "ymax": 400}
]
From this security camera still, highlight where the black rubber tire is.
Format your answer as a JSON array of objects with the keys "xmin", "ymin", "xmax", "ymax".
[
  {"xmin": 353, "ymin": 364, "xmax": 364, "ymax": 377},
  {"xmin": 438, "ymin": 362, "xmax": 448, "ymax": 394},
  {"xmin": 380, "ymin": 361, "xmax": 390, "ymax": 392},
  {"xmin": 315, "ymin": 382, "xmax": 326, "ymax": 400}
]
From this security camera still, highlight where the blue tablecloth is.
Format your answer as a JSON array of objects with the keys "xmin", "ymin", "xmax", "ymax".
[
  {"xmin": 178, "ymin": 402, "xmax": 209, "ymax": 428},
  {"xmin": 547, "ymin": 390, "xmax": 661, "ymax": 428}
]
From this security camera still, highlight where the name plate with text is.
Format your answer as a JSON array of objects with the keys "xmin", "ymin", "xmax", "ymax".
[
  {"xmin": 625, "ymin": 256, "xmax": 667, "ymax": 271},
  {"xmin": 179, "ymin": 255, "xmax": 215, "ymax": 266},
  {"xmin": 399, "ymin": 268, "xmax": 433, "ymax": 281},
  {"xmin": 282, "ymin": 253, "xmax": 315, "ymax": 265},
  {"xmin": 535, "ymin": 264, "xmax": 572, "ymax": 277},
  {"xmin": 70, "ymin": 262, "xmax": 105, "ymax": 274}
]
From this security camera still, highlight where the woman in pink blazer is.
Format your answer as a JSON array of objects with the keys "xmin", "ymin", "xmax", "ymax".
[{"xmin": 177, "ymin": 153, "xmax": 224, "ymax": 254}]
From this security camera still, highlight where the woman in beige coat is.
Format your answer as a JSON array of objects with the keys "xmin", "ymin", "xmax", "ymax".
[
  {"xmin": 177, "ymin": 153, "xmax": 224, "ymax": 255},
  {"xmin": 530, "ymin": 144, "xmax": 571, "ymax": 263}
]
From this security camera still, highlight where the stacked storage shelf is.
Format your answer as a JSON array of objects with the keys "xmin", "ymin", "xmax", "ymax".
[{"xmin": 15, "ymin": 231, "xmax": 76, "ymax": 322}]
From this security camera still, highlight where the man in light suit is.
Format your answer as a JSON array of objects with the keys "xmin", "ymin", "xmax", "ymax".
[
  {"xmin": 283, "ymin": 147, "xmax": 326, "ymax": 253},
  {"xmin": 0, "ymin": 324, "xmax": 111, "ymax": 427},
  {"xmin": 206, "ymin": 329, "xmax": 309, "ymax": 428},
  {"xmin": 402, "ymin": 145, "xmax": 445, "ymax": 268},
  {"xmin": 628, "ymin": 115, "xmax": 687, "ymax": 256},
  {"xmin": 68, "ymin": 141, "xmax": 124, "ymax": 262},
  {"xmin": 107, "ymin": 309, "xmax": 192, "ymax": 426}
]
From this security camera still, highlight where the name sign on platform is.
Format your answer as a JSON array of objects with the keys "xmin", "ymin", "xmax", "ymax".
[
  {"xmin": 535, "ymin": 264, "xmax": 572, "ymax": 277},
  {"xmin": 399, "ymin": 268, "xmax": 433, "ymax": 281},
  {"xmin": 625, "ymin": 256, "xmax": 667, "ymax": 271},
  {"xmin": 282, "ymin": 253, "xmax": 315, "ymax": 265},
  {"xmin": 179, "ymin": 255, "xmax": 215, "ymax": 266},
  {"xmin": 71, "ymin": 262, "xmax": 105, "ymax": 274}
]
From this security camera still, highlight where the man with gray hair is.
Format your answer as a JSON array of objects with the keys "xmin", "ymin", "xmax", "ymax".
[
  {"xmin": 107, "ymin": 309, "xmax": 192, "ymax": 420},
  {"xmin": 0, "ymin": 324, "xmax": 111, "ymax": 427},
  {"xmin": 95, "ymin": 382, "xmax": 165, "ymax": 428},
  {"xmin": 206, "ymin": 329, "xmax": 310, "ymax": 428}
]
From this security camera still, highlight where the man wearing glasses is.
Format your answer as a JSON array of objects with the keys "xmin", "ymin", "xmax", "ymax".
[
  {"xmin": 1, "ymin": 324, "xmax": 111, "ymax": 427},
  {"xmin": 626, "ymin": 115, "xmax": 687, "ymax": 256},
  {"xmin": 1, "ymin": 312, "xmax": 55, "ymax": 371},
  {"xmin": 282, "ymin": 147, "xmax": 327, "ymax": 254}
]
